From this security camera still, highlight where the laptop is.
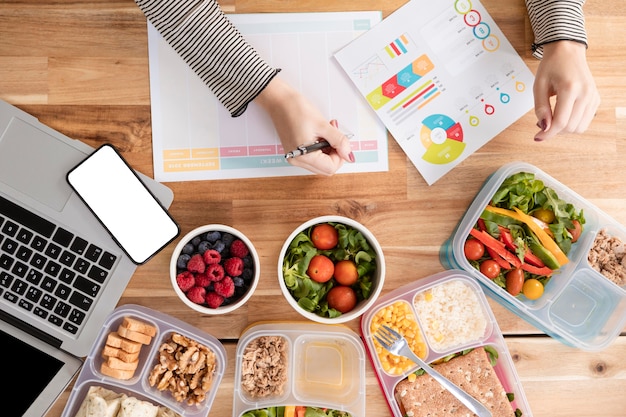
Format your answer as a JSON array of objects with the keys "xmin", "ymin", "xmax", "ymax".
[{"xmin": 0, "ymin": 99, "xmax": 175, "ymax": 416}]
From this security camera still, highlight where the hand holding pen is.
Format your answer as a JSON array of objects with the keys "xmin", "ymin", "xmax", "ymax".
[
  {"xmin": 284, "ymin": 120, "xmax": 354, "ymax": 163},
  {"xmin": 255, "ymin": 78, "xmax": 355, "ymax": 176}
]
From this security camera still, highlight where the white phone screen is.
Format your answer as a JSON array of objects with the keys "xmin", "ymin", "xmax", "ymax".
[{"xmin": 67, "ymin": 144, "xmax": 179, "ymax": 264}]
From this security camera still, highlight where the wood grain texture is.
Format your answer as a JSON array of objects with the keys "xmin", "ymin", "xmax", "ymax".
[{"xmin": 0, "ymin": 0, "xmax": 624, "ymax": 416}]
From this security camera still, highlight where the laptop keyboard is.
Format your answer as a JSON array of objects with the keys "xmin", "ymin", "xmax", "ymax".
[{"xmin": 0, "ymin": 195, "xmax": 117, "ymax": 336}]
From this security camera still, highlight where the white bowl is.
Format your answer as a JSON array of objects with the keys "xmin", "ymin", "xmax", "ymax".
[
  {"xmin": 278, "ymin": 215, "xmax": 385, "ymax": 324},
  {"xmin": 170, "ymin": 224, "xmax": 259, "ymax": 315}
]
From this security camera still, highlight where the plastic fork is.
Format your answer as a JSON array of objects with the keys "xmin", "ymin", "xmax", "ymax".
[{"xmin": 373, "ymin": 325, "xmax": 492, "ymax": 417}]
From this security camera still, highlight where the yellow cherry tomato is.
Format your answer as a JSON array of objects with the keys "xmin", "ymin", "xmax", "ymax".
[
  {"xmin": 532, "ymin": 208, "xmax": 555, "ymax": 224},
  {"xmin": 522, "ymin": 278, "xmax": 544, "ymax": 300}
]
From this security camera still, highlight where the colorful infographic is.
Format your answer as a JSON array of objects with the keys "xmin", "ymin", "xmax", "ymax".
[
  {"xmin": 334, "ymin": 0, "xmax": 535, "ymax": 185},
  {"xmin": 420, "ymin": 114, "xmax": 465, "ymax": 164}
]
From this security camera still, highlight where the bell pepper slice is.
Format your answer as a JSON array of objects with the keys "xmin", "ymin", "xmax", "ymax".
[
  {"xmin": 521, "ymin": 262, "xmax": 554, "ymax": 276},
  {"xmin": 485, "ymin": 206, "xmax": 569, "ymax": 266},
  {"xmin": 477, "ymin": 219, "xmax": 511, "ymax": 269},
  {"xmin": 469, "ymin": 228, "xmax": 521, "ymax": 268},
  {"xmin": 497, "ymin": 226, "xmax": 546, "ymax": 268}
]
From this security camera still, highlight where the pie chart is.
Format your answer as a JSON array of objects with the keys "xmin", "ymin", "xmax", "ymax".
[{"xmin": 419, "ymin": 114, "xmax": 465, "ymax": 164}]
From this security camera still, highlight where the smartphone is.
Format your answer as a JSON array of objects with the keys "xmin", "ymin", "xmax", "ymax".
[{"xmin": 67, "ymin": 144, "xmax": 180, "ymax": 264}]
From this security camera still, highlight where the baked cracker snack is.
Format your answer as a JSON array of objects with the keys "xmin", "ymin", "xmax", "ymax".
[{"xmin": 394, "ymin": 347, "xmax": 515, "ymax": 417}]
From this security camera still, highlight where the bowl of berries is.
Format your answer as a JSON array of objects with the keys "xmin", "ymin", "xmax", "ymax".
[
  {"xmin": 170, "ymin": 224, "xmax": 259, "ymax": 315},
  {"xmin": 278, "ymin": 215, "xmax": 385, "ymax": 324}
]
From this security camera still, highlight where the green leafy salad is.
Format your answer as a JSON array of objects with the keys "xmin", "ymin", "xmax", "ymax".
[{"xmin": 282, "ymin": 222, "xmax": 377, "ymax": 318}]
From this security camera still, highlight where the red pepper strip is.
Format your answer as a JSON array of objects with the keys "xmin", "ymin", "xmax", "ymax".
[
  {"xmin": 477, "ymin": 220, "xmax": 511, "ymax": 269},
  {"xmin": 497, "ymin": 226, "xmax": 546, "ymax": 268},
  {"xmin": 469, "ymin": 228, "xmax": 522, "ymax": 268},
  {"xmin": 521, "ymin": 263, "xmax": 554, "ymax": 277}
]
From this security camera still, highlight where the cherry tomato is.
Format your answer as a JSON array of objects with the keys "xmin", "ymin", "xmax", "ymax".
[
  {"xmin": 568, "ymin": 220, "xmax": 582, "ymax": 243},
  {"xmin": 333, "ymin": 260, "xmax": 359, "ymax": 286},
  {"xmin": 464, "ymin": 238, "xmax": 485, "ymax": 261},
  {"xmin": 311, "ymin": 223, "xmax": 339, "ymax": 250},
  {"xmin": 326, "ymin": 285, "xmax": 357, "ymax": 313},
  {"xmin": 307, "ymin": 255, "xmax": 334, "ymax": 283},
  {"xmin": 505, "ymin": 268, "xmax": 525, "ymax": 296},
  {"xmin": 522, "ymin": 278, "xmax": 544, "ymax": 300},
  {"xmin": 533, "ymin": 208, "xmax": 555, "ymax": 224},
  {"xmin": 479, "ymin": 259, "xmax": 501, "ymax": 279}
]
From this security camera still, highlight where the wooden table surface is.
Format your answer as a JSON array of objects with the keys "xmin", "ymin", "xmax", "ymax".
[{"xmin": 1, "ymin": 1, "xmax": 625, "ymax": 416}]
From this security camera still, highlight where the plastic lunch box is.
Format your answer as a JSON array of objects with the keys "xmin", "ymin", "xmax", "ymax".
[
  {"xmin": 232, "ymin": 322, "xmax": 366, "ymax": 417},
  {"xmin": 360, "ymin": 270, "xmax": 532, "ymax": 417},
  {"xmin": 440, "ymin": 161, "xmax": 626, "ymax": 351},
  {"xmin": 61, "ymin": 304, "xmax": 227, "ymax": 417}
]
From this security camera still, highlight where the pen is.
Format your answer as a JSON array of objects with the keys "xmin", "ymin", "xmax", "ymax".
[
  {"xmin": 284, "ymin": 141, "xmax": 331, "ymax": 159},
  {"xmin": 284, "ymin": 131, "xmax": 354, "ymax": 159}
]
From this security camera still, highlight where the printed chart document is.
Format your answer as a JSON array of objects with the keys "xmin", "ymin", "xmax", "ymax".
[
  {"xmin": 147, "ymin": 11, "xmax": 388, "ymax": 182},
  {"xmin": 334, "ymin": 0, "xmax": 535, "ymax": 185}
]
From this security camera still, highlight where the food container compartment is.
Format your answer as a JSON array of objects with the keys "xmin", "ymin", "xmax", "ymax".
[
  {"xmin": 232, "ymin": 322, "xmax": 365, "ymax": 417},
  {"xmin": 360, "ymin": 270, "xmax": 532, "ymax": 417},
  {"xmin": 61, "ymin": 304, "xmax": 227, "ymax": 417},
  {"xmin": 440, "ymin": 161, "xmax": 626, "ymax": 351}
]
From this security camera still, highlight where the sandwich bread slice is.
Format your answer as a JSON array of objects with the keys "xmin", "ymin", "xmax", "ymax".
[{"xmin": 394, "ymin": 346, "xmax": 516, "ymax": 417}]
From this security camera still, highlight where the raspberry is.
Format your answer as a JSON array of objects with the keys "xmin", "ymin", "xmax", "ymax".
[
  {"xmin": 205, "ymin": 263, "xmax": 225, "ymax": 281},
  {"xmin": 186, "ymin": 286, "xmax": 206, "ymax": 304},
  {"xmin": 176, "ymin": 271, "xmax": 195, "ymax": 292},
  {"xmin": 194, "ymin": 273, "xmax": 211, "ymax": 288},
  {"xmin": 205, "ymin": 291, "xmax": 224, "ymax": 309},
  {"xmin": 214, "ymin": 276, "xmax": 235, "ymax": 298},
  {"xmin": 224, "ymin": 257, "xmax": 244, "ymax": 277},
  {"xmin": 202, "ymin": 249, "xmax": 221, "ymax": 265},
  {"xmin": 186, "ymin": 254, "xmax": 206, "ymax": 274},
  {"xmin": 229, "ymin": 239, "xmax": 249, "ymax": 258}
]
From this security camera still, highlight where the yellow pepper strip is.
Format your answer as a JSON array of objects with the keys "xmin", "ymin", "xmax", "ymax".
[{"xmin": 484, "ymin": 205, "xmax": 569, "ymax": 266}]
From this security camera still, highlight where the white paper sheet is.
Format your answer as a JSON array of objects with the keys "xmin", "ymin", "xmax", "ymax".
[
  {"xmin": 334, "ymin": 0, "xmax": 535, "ymax": 185},
  {"xmin": 147, "ymin": 11, "xmax": 388, "ymax": 182}
]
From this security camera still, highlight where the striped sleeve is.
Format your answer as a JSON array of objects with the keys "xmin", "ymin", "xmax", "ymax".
[
  {"xmin": 525, "ymin": 0, "xmax": 588, "ymax": 59},
  {"xmin": 134, "ymin": 0, "xmax": 279, "ymax": 116}
]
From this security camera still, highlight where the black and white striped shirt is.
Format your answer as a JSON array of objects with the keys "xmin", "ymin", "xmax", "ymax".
[
  {"xmin": 525, "ymin": 0, "xmax": 588, "ymax": 59},
  {"xmin": 135, "ymin": 0, "xmax": 588, "ymax": 116},
  {"xmin": 135, "ymin": 0, "xmax": 279, "ymax": 117}
]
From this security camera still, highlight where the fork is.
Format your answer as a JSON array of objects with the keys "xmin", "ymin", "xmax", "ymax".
[{"xmin": 374, "ymin": 325, "xmax": 492, "ymax": 417}]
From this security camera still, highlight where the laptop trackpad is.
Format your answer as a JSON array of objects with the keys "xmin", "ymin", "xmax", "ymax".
[{"xmin": 0, "ymin": 117, "xmax": 86, "ymax": 211}]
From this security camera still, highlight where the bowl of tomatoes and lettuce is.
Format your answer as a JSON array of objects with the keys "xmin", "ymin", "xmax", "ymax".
[
  {"xmin": 278, "ymin": 215, "xmax": 385, "ymax": 324},
  {"xmin": 464, "ymin": 171, "xmax": 585, "ymax": 301}
]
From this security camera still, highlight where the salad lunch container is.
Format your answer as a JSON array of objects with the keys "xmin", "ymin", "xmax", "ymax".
[
  {"xmin": 61, "ymin": 304, "xmax": 227, "ymax": 417},
  {"xmin": 232, "ymin": 322, "xmax": 366, "ymax": 417},
  {"xmin": 361, "ymin": 270, "xmax": 532, "ymax": 417},
  {"xmin": 441, "ymin": 162, "xmax": 626, "ymax": 351}
]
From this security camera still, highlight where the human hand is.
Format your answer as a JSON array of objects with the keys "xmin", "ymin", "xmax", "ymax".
[
  {"xmin": 255, "ymin": 77, "xmax": 354, "ymax": 176},
  {"xmin": 533, "ymin": 40, "xmax": 600, "ymax": 141}
]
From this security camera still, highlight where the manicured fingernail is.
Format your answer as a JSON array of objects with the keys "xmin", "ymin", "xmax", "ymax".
[
  {"xmin": 348, "ymin": 152, "xmax": 355, "ymax": 163},
  {"xmin": 534, "ymin": 136, "xmax": 543, "ymax": 142},
  {"xmin": 538, "ymin": 119, "xmax": 547, "ymax": 131}
]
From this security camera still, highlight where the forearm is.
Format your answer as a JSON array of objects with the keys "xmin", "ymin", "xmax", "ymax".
[
  {"xmin": 135, "ymin": 0, "xmax": 279, "ymax": 116},
  {"xmin": 525, "ymin": 0, "xmax": 588, "ymax": 59}
]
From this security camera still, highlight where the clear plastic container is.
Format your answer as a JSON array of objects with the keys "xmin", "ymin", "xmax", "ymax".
[
  {"xmin": 232, "ymin": 322, "xmax": 366, "ymax": 417},
  {"xmin": 440, "ymin": 161, "xmax": 626, "ymax": 351},
  {"xmin": 360, "ymin": 270, "xmax": 532, "ymax": 417},
  {"xmin": 60, "ymin": 304, "xmax": 227, "ymax": 417}
]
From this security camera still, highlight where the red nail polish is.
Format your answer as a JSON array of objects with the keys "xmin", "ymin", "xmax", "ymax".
[{"xmin": 348, "ymin": 152, "xmax": 355, "ymax": 163}]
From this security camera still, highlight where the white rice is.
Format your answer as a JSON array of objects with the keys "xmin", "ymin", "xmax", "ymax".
[{"xmin": 413, "ymin": 280, "xmax": 488, "ymax": 351}]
